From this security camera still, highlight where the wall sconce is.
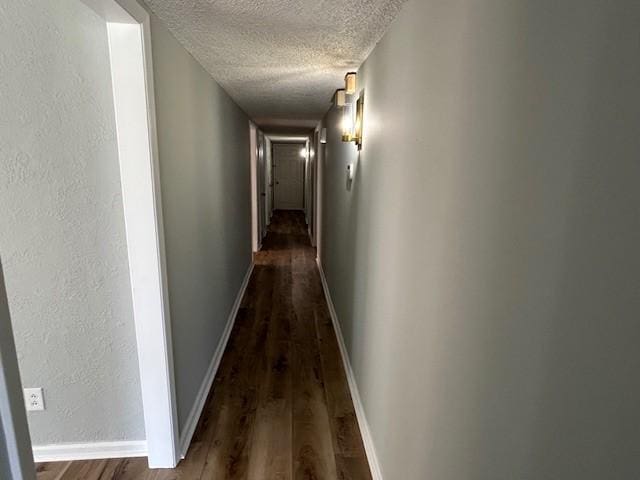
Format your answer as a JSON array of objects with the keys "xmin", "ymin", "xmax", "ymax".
[
  {"xmin": 340, "ymin": 95, "xmax": 363, "ymax": 150},
  {"xmin": 336, "ymin": 73, "xmax": 363, "ymax": 150},
  {"xmin": 299, "ymin": 147, "xmax": 307, "ymax": 158},
  {"xmin": 320, "ymin": 128, "xmax": 327, "ymax": 144}
]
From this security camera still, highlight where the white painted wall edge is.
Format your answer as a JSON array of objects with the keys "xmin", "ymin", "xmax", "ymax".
[
  {"xmin": 178, "ymin": 262, "xmax": 255, "ymax": 458},
  {"xmin": 132, "ymin": 1, "xmax": 182, "ymax": 467},
  {"xmin": 94, "ymin": 0, "xmax": 180, "ymax": 467},
  {"xmin": 107, "ymin": 20, "xmax": 179, "ymax": 468},
  {"xmin": 32, "ymin": 441, "xmax": 147, "ymax": 463},
  {"xmin": 316, "ymin": 259, "xmax": 384, "ymax": 480},
  {"xmin": 314, "ymin": 124, "xmax": 323, "ymax": 263}
]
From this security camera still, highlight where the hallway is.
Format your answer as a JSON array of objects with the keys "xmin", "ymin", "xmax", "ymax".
[
  {"xmin": 3, "ymin": 1, "xmax": 640, "ymax": 479},
  {"xmin": 35, "ymin": 211, "xmax": 371, "ymax": 479}
]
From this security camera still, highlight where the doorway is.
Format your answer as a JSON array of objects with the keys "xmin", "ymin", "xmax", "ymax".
[
  {"xmin": 83, "ymin": 0, "xmax": 179, "ymax": 468},
  {"xmin": 250, "ymin": 126, "xmax": 270, "ymax": 252},
  {"xmin": 257, "ymin": 131, "xmax": 267, "ymax": 242},
  {"xmin": 273, "ymin": 143, "xmax": 305, "ymax": 210}
]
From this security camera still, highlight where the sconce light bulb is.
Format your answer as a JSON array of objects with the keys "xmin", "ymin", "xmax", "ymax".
[{"xmin": 341, "ymin": 113, "xmax": 353, "ymax": 133}]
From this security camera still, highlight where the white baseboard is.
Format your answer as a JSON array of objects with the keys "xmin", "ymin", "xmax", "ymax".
[
  {"xmin": 178, "ymin": 262, "xmax": 255, "ymax": 458},
  {"xmin": 316, "ymin": 259, "xmax": 384, "ymax": 480},
  {"xmin": 32, "ymin": 440, "xmax": 147, "ymax": 463}
]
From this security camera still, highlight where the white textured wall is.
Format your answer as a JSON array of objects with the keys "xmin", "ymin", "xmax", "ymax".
[
  {"xmin": 320, "ymin": 0, "xmax": 640, "ymax": 478},
  {"xmin": 150, "ymin": 14, "xmax": 253, "ymax": 431},
  {"xmin": 0, "ymin": 1, "xmax": 144, "ymax": 445}
]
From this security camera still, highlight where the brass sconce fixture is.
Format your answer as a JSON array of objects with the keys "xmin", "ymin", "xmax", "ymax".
[
  {"xmin": 345, "ymin": 72, "xmax": 357, "ymax": 94},
  {"xmin": 354, "ymin": 94, "xmax": 363, "ymax": 149},
  {"xmin": 337, "ymin": 72, "xmax": 363, "ymax": 150}
]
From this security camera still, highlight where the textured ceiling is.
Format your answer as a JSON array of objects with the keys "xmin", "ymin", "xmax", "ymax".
[{"xmin": 143, "ymin": 0, "xmax": 406, "ymax": 127}]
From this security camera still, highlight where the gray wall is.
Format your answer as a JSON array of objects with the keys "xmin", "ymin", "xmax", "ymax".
[
  {"xmin": 150, "ymin": 15, "xmax": 253, "ymax": 431},
  {"xmin": 319, "ymin": 1, "xmax": 640, "ymax": 478},
  {"xmin": 0, "ymin": 1, "xmax": 144, "ymax": 445}
]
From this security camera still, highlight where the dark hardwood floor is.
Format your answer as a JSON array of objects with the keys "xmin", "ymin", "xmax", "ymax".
[{"xmin": 37, "ymin": 210, "xmax": 372, "ymax": 479}]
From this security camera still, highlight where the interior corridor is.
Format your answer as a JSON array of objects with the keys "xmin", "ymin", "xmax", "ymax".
[
  {"xmin": 35, "ymin": 211, "xmax": 371, "ymax": 479},
  {"xmin": 3, "ymin": 1, "xmax": 640, "ymax": 479}
]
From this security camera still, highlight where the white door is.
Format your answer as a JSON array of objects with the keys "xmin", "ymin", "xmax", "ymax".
[{"xmin": 274, "ymin": 144, "xmax": 304, "ymax": 210}]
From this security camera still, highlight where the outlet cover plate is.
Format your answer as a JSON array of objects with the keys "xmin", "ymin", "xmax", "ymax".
[{"xmin": 24, "ymin": 387, "xmax": 45, "ymax": 411}]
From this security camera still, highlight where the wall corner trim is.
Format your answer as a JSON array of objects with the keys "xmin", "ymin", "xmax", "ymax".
[
  {"xmin": 316, "ymin": 259, "xmax": 384, "ymax": 480},
  {"xmin": 32, "ymin": 441, "xmax": 147, "ymax": 463},
  {"xmin": 178, "ymin": 261, "xmax": 255, "ymax": 458}
]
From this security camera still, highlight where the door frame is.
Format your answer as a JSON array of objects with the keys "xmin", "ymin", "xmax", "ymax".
[
  {"xmin": 272, "ymin": 141, "xmax": 307, "ymax": 211},
  {"xmin": 250, "ymin": 122, "xmax": 259, "ymax": 252},
  {"xmin": 265, "ymin": 136, "xmax": 273, "ymax": 227},
  {"xmin": 257, "ymin": 131, "xmax": 267, "ymax": 244},
  {"xmin": 0, "ymin": 259, "xmax": 36, "ymax": 479},
  {"xmin": 83, "ymin": 0, "xmax": 180, "ymax": 468},
  {"xmin": 314, "ymin": 124, "xmax": 324, "ymax": 260},
  {"xmin": 263, "ymin": 136, "xmax": 311, "ymax": 217},
  {"xmin": 309, "ymin": 132, "xmax": 318, "ymax": 246}
]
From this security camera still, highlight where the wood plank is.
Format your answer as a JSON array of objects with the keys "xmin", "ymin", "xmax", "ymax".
[
  {"xmin": 35, "ymin": 461, "xmax": 71, "ymax": 480},
  {"xmin": 247, "ymin": 264, "xmax": 293, "ymax": 480},
  {"xmin": 101, "ymin": 458, "xmax": 154, "ymax": 480},
  {"xmin": 290, "ymin": 227, "xmax": 338, "ymax": 480},
  {"xmin": 57, "ymin": 459, "xmax": 110, "ymax": 480}
]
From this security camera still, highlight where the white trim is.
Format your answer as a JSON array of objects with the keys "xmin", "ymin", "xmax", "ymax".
[
  {"xmin": 135, "ymin": 4, "xmax": 182, "ymax": 468},
  {"xmin": 0, "ymin": 262, "xmax": 37, "ymax": 479},
  {"xmin": 250, "ymin": 122, "xmax": 260, "ymax": 252},
  {"xmin": 32, "ymin": 441, "xmax": 147, "ymax": 463},
  {"xmin": 315, "ymin": 123, "xmax": 324, "ymax": 263},
  {"xmin": 86, "ymin": 0, "xmax": 180, "ymax": 468},
  {"xmin": 316, "ymin": 259, "xmax": 384, "ymax": 480},
  {"xmin": 178, "ymin": 262, "xmax": 255, "ymax": 458}
]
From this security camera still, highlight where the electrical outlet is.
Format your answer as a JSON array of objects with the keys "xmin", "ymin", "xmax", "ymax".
[{"xmin": 24, "ymin": 387, "xmax": 45, "ymax": 411}]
